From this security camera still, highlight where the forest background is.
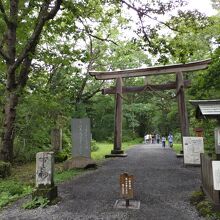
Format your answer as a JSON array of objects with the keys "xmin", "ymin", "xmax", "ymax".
[{"xmin": 0, "ymin": 0, "xmax": 219, "ymax": 163}]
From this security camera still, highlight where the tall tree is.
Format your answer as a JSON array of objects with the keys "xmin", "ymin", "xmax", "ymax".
[{"xmin": 0, "ymin": 0, "xmax": 62, "ymax": 162}]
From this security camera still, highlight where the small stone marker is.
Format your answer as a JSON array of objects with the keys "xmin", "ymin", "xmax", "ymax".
[
  {"xmin": 114, "ymin": 173, "xmax": 140, "ymax": 209},
  {"xmin": 212, "ymin": 161, "xmax": 220, "ymax": 190},
  {"xmin": 183, "ymin": 137, "xmax": 204, "ymax": 165},
  {"xmin": 33, "ymin": 152, "xmax": 57, "ymax": 201}
]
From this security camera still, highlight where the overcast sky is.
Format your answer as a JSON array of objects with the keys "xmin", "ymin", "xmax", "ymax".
[{"xmin": 184, "ymin": 0, "xmax": 216, "ymax": 15}]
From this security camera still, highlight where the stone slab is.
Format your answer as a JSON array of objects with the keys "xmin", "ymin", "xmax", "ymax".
[
  {"xmin": 105, "ymin": 154, "xmax": 127, "ymax": 158},
  {"xmin": 71, "ymin": 118, "xmax": 91, "ymax": 158},
  {"xmin": 63, "ymin": 157, "xmax": 96, "ymax": 169},
  {"xmin": 176, "ymin": 153, "xmax": 184, "ymax": 158},
  {"xmin": 114, "ymin": 199, "xmax": 140, "ymax": 209}
]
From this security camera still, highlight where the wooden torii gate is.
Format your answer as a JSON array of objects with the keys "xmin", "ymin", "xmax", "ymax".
[{"xmin": 89, "ymin": 59, "xmax": 211, "ymax": 157}]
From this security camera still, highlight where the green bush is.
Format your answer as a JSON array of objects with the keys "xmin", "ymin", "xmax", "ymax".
[
  {"xmin": 54, "ymin": 150, "xmax": 69, "ymax": 163},
  {"xmin": 0, "ymin": 161, "xmax": 11, "ymax": 178},
  {"xmin": 22, "ymin": 197, "xmax": 49, "ymax": 209},
  {"xmin": 196, "ymin": 200, "xmax": 213, "ymax": 217},
  {"xmin": 91, "ymin": 139, "xmax": 99, "ymax": 152},
  {"xmin": 190, "ymin": 190, "xmax": 205, "ymax": 205}
]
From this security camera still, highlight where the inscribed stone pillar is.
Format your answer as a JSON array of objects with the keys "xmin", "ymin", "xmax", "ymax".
[
  {"xmin": 36, "ymin": 152, "xmax": 54, "ymax": 187},
  {"xmin": 33, "ymin": 152, "xmax": 57, "ymax": 201}
]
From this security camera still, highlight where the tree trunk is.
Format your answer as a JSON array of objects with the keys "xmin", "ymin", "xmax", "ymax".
[{"xmin": 0, "ymin": 90, "xmax": 19, "ymax": 162}]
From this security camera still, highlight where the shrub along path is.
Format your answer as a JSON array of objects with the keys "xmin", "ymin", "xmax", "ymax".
[{"xmin": 0, "ymin": 144, "xmax": 203, "ymax": 220}]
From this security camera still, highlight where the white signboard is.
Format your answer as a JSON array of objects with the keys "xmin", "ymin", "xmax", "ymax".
[
  {"xmin": 212, "ymin": 161, "xmax": 220, "ymax": 190},
  {"xmin": 215, "ymin": 128, "xmax": 220, "ymax": 154},
  {"xmin": 183, "ymin": 137, "xmax": 204, "ymax": 165}
]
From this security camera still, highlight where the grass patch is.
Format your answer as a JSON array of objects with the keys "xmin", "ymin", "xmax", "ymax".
[
  {"xmin": 54, "ymin": 169, "xmax": 83, "ymax": 184},
  {"xmin": 91, "ymin": 138, "xmax": 142, "ymax": 160},
  {"xmin": 172, "ymin": 143, "xmax": 182, "ymax": 153}
]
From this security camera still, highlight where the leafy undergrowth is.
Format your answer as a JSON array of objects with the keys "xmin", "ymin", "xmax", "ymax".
[
  {"xmin": 22, "ymin": 197, "xmax": 50, "ymax": 209},
  {"xmin": 190, "ymin": 190, "xmax": 220, "ymax": 219},
  {"xmin": 0, "ymin": 180, "xmax": 32, "ymax": 209},
  {"xmin": 0, "ymin": 163, "xmax": 84, "ymax": 210}
]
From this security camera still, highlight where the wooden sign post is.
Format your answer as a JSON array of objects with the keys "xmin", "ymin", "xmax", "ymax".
[{"xmin": 120, "ymin": 173, "xmax": 134, "ymax": 207}]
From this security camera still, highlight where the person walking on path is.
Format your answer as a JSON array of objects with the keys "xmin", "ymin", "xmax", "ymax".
[
  {"xmin": 168, "ymin": 133, "xmax": 173, "ymax": 148},
  {"xmin": 162, "ymin": 136, "xmax": 166, "ymax": 147}
]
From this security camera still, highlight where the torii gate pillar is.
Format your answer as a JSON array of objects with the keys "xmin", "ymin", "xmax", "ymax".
[
  {"xmin": 105, "ymin": 77, "xmax": 127, "ymax": 158},
  {"xmin": 176, "ymin": 72, "xmax": 190, "ymax": 153}
]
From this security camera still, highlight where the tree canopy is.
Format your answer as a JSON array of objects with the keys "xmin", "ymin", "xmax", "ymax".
[{"xmin": 0, "ymin": 0, "xmax": 219, "ymax": 162}]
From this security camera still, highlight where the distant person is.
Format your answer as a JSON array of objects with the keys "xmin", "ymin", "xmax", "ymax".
[
  {"xmin": 152, "ymin": 134, "xmax": 155, "ymax": 144},
  {"xmin": 156, "ymin": 134, "xmax": 160, "ymax": 144},
  {"xmin": 144, "ymin": 135, "xmax": 147, "ymax": 144},
  {"xmin": 168, "ymin": 133, "xmax": 173, "ymax": 148},
  {"xmin": 162, "ymin": 136, "xmax": 166, "ymax": 148}
]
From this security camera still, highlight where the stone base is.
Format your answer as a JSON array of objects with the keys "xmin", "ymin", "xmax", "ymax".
[
  {"xmin": 184, "ymin": 163, "xmax": 201, "ymax": 167},
  {"xmin": 63, "ymin": 157, "xmax": 97, "ymax": 169},
  {"xmin": 176, "ymin": 153, "xmax": 184, "ymax": 158},
  {"xmin": 32, "ymin": 185, "xmax": 58, "ymax": 202},
  {"xmin": 114, "ymin": 199, "xmax": 140, "ymax": 209},
  {"xmin": 105, "ymin": 154, "xmax": 127, "ymax": 158}
]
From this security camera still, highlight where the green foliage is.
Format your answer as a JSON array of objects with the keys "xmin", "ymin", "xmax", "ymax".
[
  {"xmin": 54, "ymin": 150, "xmax": 69, "ymax": 163},
  {"xmin": 0, "ymin": 161, "xmax": 11, "ymax": 178},
  {"xmin": 91, "ymin": 139, "xmax": 99, "ymax": 152},
  {"xmin": 190, "ymin": 190, "xmax": 205, "ymax": 206},
  {"xmin": 22, "ymin": 197, "xmax": 49, "ymax": 209},
  {"xmin": 196, "ymin": 200, "xmax": 213, "ymax": 217},
  {"xmin": 0, "ymin": 181, "xmax": 32, "ymax": 209},
  {"xmin": 190, "ymin": 190, "xmax": 220, "ymax": 219}
]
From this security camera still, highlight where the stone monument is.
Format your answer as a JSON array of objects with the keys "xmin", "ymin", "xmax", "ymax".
[
  {"xmin": 33, "ymin": 152, "xmax": 57, "ymax": 201},
  {"xmin": 183, "ymin": 136, "xmax": 204, "ymax": 165},
  {"xmin": 64, "ymin": 118, "xmax": 96, "ymax": 169}
]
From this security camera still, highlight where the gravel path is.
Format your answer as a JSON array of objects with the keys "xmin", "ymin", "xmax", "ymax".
[{"xmin": 0, "ymin": 144, "xmax": 204, "ymax": 220}]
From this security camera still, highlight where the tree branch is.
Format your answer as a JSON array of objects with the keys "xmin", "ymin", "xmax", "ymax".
[{"xmin": 9, "ymin": 0, "xmax": 62, "ymax": 75}]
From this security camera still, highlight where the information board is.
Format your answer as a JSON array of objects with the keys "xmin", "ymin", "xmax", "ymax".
[
  {"xmin": 212, "ymin": 161, "xmax": 220, "ymax": 190},
  {"xmin": 120, "ymin": 173, "xmax": 134, "ymax": 200},
  {"xmin": 183, "ymin": 137, "xmax": 204, "ymax": 165}
]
